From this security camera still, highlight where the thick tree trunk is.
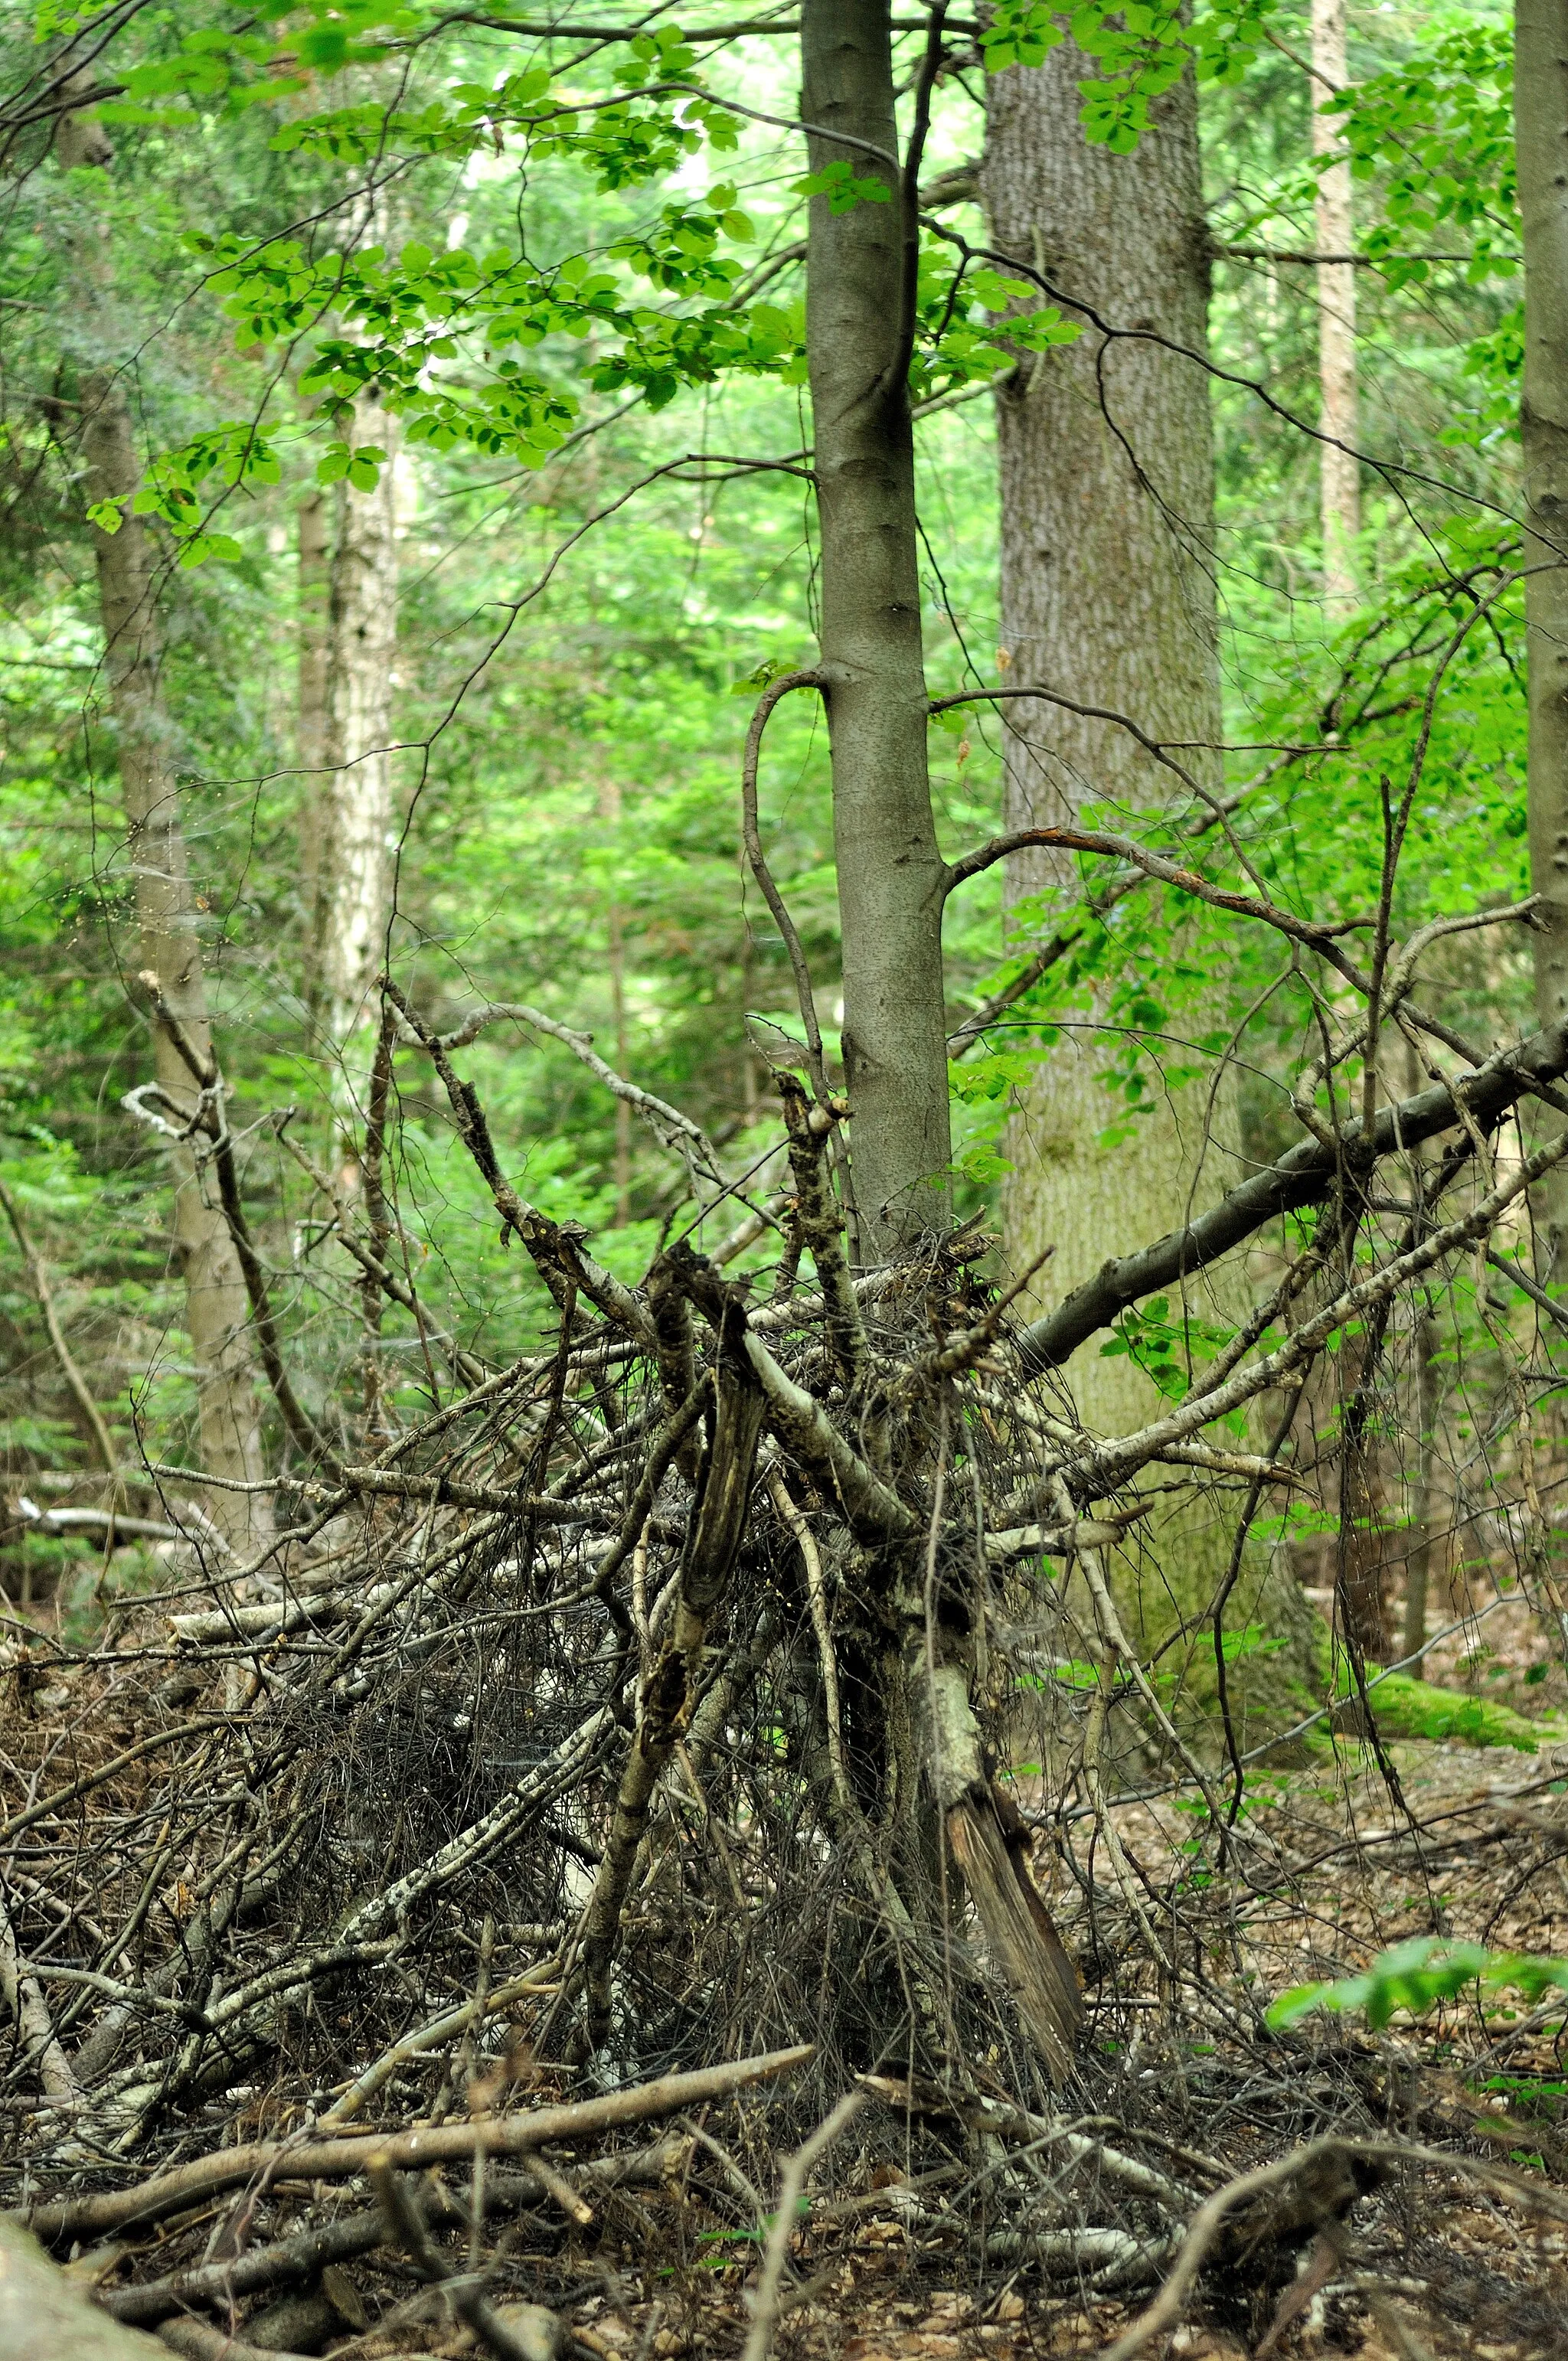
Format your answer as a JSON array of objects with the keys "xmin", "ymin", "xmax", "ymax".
[
  {"xmin": 984, "ymin": 45, "xmax": 1318, "ymax": 1722},
  {"xmin": 1516, "ymin": 0, "xmax": 1568, "ymax": 1278},
  {"xmin": 802, "ymin": 0, "xmax": 951, "ymax": 1257},
  {"xmin": 1312, "ymin": 0, "xmax": 1359, "ymax": 617},
  {"xmin": 311, "ymin": 398, "xmax": 401, "ymax": 1109},
  {"xmin": 985, "ymin": 48, "xmax": 1220, "ymax": 1438},
  {"xmin": 985, "ymin": 35, "xmax": 1225, "ymax": 1351},
  {"xmin": 81, "ymin": 377, "xmax": 268, "ymax": 1552}
]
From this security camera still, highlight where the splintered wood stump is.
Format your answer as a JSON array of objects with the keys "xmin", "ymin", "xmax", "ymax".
[{"xmin": 947, "ymin": 1789, "xmax": 1082, "ymax": 2085}]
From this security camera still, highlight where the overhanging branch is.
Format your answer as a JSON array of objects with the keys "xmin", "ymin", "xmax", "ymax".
[{"xmin": 1017, "ymin": 1017, "xmax": 1568, "ymax": 1370}]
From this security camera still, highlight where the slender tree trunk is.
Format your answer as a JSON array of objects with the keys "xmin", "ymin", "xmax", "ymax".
[
  {"xmin": 296, "ymin": 486, "xmax": 331, "ymax": 936},
  {"xmin": 1516, "ymin": 0, "xmax": 1568, "ymax": 1278},
  {"xmin": 311, "ymin": 397, "xmax": 401, "ymax": 1112},
  {"xmin": 1403, "ymin": 1299, "xmax": 1442, "ymax": 1660},
  {"xmin": 792, "ymin": 4, "xmax": 1079, "ymax": 2082},
  {"xmin": 80, "ymin": 380, "xmax": 268, "ymax": 1550},
  {"xmin": 599, "ymin": 775, "xmax": 634, "ymax": 1224},
  {"xmin": 802, "ymin": 0, "xmax": 951, "ymax": 1258},
  {"xmin": 984, "ymin": 43, "xmax": 1319, "ymax": 1719},
  {"xmin": 1312, "ymin": 0, "xmax": 1359, "ymax": 617}
]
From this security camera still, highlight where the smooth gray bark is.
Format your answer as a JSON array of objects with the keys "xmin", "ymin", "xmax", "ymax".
[
  {"xmin": 0, "ymin": 2219, "xmax": 168, "ymax": 2361},
  {"xmin": 802, "ymin": 0, "xmax": 951, "ymax": 1256},
  {"xmin": 1516, "ymin": 0, "xmax": 1568, "ymax": 1274}
]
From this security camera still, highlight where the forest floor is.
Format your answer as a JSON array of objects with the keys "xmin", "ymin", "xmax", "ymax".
[{"xmin": 4, "ymin": 1576, "xmax": 1567, "ymax": 2361}]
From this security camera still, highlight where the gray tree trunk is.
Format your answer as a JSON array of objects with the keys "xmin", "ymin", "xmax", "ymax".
[
  {"xmin": 789, "ymin": 5, "xmax": 1078, "ymax": 2078},
  {"xmin": 1516, "ymin": 0, "xmax": 1568, "ymax": 1277},
  {"xmin": 0, "ymin": 2218, "xmax": 169, "ymax": 2361},
  {"xmin": 984, "ymin": 44, "xmax": 1318, "ymax": 1719},
  {"xmin": 802, "ymin": 0, "xmax": 951, "ymax": 1257},
  {"xmin": 80, "ymin": 377, "xmax": 269, "ymax": 1554}
]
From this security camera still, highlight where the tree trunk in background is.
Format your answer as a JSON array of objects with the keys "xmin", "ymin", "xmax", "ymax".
[
  {"xmin": 985, "ymin": 44, "xmax": 1318, "ymax": 1723},
  {"xmin": 1403, "ymin": 1299, "xmax": 1442, "ymax": 1659},
  {"xmin": 296, "ymin": 487, "xmax": 330, "ymax": 937},
  {"xmin": 598, "ymin": 775, "xmax": 634, "ymax": 1226},
  {"xmin": 311, "ymin": 399, "xmax": 401, "ymax": 1117},
  {"xmin": 1312, "ymin": 0, "xmax": 1359, "ymax": 618},
  {"xmin": 1516, "ymin": 0, "xmax": 1568, "ymax": 1280},
  {"xmin": 80, "ymin": 378, "xmax": 268, "ymax": 1552},
  {"xmin": 802, "ymin": 0, "xmax": 951, "ymax": 1258}
]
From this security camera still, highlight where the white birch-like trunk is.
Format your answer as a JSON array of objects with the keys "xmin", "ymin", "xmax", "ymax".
[
  {"xmin": 985, "ymin": 47, "xmax": 1319, "ymax": 1717},
  {"xmin": 1312, "ymin": 0, "xmax": 1360, "ymax": 617},
  {"xmin": 312, "ymin": 399, "xmax": 402, "ymax": 1114}
]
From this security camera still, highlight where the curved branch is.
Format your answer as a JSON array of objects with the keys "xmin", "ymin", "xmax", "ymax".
[
  {"xmin": 932, "ymin": 679, "xmax": 1210, "ymax": 802},
  {"xmin": 1018, "ymin": 1015, "xmax": 1568, "ymax": 1371},
  {"xmin": 942, "ymin": 823, "xmax": 1367, "ymax": 981},
  {"xmin": 740, "ymin": 668, "xmax": 829, "ymax": 1096},
  {"xmin": 0, "ymin": 1182, "xmax": 119, "ymax": 1473},
  {"xmin": 436, "ymin": 999, "xmax": 724, "ymax": 1180}
]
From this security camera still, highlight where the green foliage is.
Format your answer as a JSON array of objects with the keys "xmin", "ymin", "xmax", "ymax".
[
  {"xmin": 1330, "ymin": 21, "xmax": 1516, "ymax": 290},
  {"xmin": 0, "ymin": 0, "xmax": 1550, "ymax": 1516},
  {"xmin": 1099, "ymin": 1295, "xmax": 1246, "ymax": 1406},
  {"xmin": 1267, "ymin": 1937, "xmax": 1568, "ymax": 2033},
  {"xmin": 978, "ymin": 0, "xmax": 1276, "ymax": 136}
]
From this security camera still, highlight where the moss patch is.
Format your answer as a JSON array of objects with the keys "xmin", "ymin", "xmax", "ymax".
[{"xmin": 1332, "ymin": 1670, "xmax": 1562, "ymax": 1754}]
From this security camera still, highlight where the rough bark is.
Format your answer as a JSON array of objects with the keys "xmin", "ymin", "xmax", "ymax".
[
  {"xmin": 1403, "ymin": 1298, "xmax": 1442, "ymax": 1659},
  {"xmin": 1312, "ymin": 0, "xmax": 1360, "ymax": 616},
  {"xmin": 982, "ymin": 46, "xmax": 1317, "ymax": 1720},
  {"xmin": 80, "ymin": 375, "xmax": 268, "ymax": 1549},
  {"xmin": 1516, "ymin": 0, "xmax": 1568, "ymax": 1276},
  {"xmin": 984, "ymin": 38, "xmax": 1227, "ymax": 1408},
  {"xmin": 311, "ymin": 397, "xmax": 401, "ymax": 1105},
  {"xmin": 802, "ymin": 0, "xmax": 951, "ymax": 1256},
  {"xmin": 599, "ymin": 772, "xmax": 634, "ymax": 1223}
]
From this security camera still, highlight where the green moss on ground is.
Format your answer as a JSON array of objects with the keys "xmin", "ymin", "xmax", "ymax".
[{"xmin": 1332, "ymin": 1670, "xmax": 1564, "ymax": 1754}]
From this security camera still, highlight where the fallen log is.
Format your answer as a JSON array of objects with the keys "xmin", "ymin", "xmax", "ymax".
[
  {"xmin": 100, "ymin": 2137, "xmax": 688, "ymax": 2327},
  {"xmin": 18, "ymin": 2046, "xmax": 812, "ymax": 2246}
]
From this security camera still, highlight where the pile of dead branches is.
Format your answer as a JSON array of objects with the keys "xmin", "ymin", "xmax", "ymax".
[{"xmin": 5, "ymin": 978, "xmax": 1568, "ymax": 2354}]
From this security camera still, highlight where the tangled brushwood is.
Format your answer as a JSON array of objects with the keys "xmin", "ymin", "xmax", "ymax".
[{"xmin": 5, "ymin": 979, "xmax": 1568, "ymax": 2359}]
